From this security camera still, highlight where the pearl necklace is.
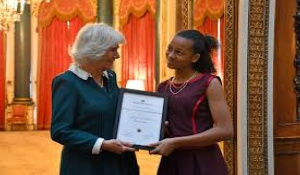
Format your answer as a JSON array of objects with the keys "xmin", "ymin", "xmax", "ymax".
[{"xmin": 169, "ymin": 72, "xmax": 198, "ymax": 95}]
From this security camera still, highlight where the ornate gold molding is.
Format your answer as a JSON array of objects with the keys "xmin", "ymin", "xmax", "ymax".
[
  {"xmin": 248, "ymin": 0, "xmax": 270, "ymax": 174},
  {"xmin": 90, "ymin": 0, "xmax": 98, "ymax": 19},
  {"xmin": 182, "ymin": 0, "xmax": 193, "ymax": 29},
  {"xmin": 224, "ymin": 0, "xmax": 237, "ymax": 174},
  {"xmin": 31, "ymin": 0, "xmax": 43, "ymax": 17},
  {"xmin": 182, "ymin": 0, "xmax": 189, "ymax": 29}
]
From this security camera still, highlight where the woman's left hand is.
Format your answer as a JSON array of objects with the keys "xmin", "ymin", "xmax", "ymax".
[{"xmin": 149, "ymin": 138, "xmax": 176, "ymax": 156}]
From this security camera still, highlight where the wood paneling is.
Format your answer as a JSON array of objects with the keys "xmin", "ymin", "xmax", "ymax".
[
  {"xmin": 274, "ymin": 0, "xmax": 300, "ymax": 174},
  {"xmin": 275, "ymin": 137, "xmax": 300, "ymax": 155},
  {"xmin": 275, "ymin": 154, "xmax": 300, "ymax": 175},
  {"xmin": 277, "ymin": 123, "xmax": 300, "ymax": 137},
  {"xmin": 274, "ymin": 0, "xmax": 297, "ymax": 126},
  {"xmin": 274, "ymin": 137, "xmax": 300, "ymax": 175}
]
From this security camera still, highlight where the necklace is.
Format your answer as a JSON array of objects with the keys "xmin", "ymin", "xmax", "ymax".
[
  {"xmin": 171, "ymin": 80, "xmax": 188, "ymax": 89},
  {"xmin": 169, "ymin": 72, "xmax": 198, "ymax": 95}
]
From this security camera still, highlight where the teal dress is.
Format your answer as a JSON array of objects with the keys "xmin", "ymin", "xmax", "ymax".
[{"xmin": 51, "ymin": 70, "xmax": 139, "ymax": 175}]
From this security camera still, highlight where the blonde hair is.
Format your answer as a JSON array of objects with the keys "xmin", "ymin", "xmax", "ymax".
[{"xmin": 70, "ymin": 23, "xmax": 125, "ymax": 63}]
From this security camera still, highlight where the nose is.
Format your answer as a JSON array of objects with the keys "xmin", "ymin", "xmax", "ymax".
[{"xmin": 166, "ymin": 50, "xmax": 175, "ymax": 59}]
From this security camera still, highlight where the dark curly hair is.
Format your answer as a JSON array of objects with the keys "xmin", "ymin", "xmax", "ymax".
[{"xmin": 176, "ymin": 30, "xmax": 219, "ymax": 73}]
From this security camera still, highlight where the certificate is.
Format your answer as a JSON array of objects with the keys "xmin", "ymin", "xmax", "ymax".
[{"xmin": 113, "ymin": 88, "xmax": 168, "ymax": 150}]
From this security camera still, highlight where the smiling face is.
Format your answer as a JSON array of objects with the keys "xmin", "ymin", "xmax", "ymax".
[
  {"xmin": 166, "ymin": 36, "xmax": 200, "ymax": 71},
  {"xmin": 90, "ymin": 44, "xmax": 120, "ymax": 71},
  {"xmin": 101, "ymin": 44, "xmax": 120, "ymax": 70}
]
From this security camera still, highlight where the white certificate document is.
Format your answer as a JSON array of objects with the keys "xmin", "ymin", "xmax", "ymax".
[{"xmin": 114, "ymin": 89, "xmax": 168, "ymax": 148}]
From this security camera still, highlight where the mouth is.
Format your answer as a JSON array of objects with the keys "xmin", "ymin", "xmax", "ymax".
[
  {"xmin": 167, "ymin": 60, "xmax": 174, "ymax": 64},
  {"xmin": 167, "ymin": 62, "xmax": 175, "ymax": 68}
]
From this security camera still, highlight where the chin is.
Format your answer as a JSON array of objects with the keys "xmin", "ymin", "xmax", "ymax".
[
  {"xmin": 104, "ymin": 67, "xmax": 112, "ymax": 70},
  {"xmin": 167, "ymin": 63, "xmax": 175, "ymax": 69},
  {"xmin": 105, "ymin": 64, "xmax": 113, "ymax": 70}
]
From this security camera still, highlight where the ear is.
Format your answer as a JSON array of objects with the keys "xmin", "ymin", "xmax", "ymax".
[{"xmin": 192, "ymin": 54, "xmax": 200, "ymax": 63}]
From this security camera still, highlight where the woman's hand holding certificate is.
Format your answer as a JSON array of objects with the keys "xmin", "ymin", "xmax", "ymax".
[{"xmin": 113, "ymin": 89, "xmax": 168, "ymax": 150}]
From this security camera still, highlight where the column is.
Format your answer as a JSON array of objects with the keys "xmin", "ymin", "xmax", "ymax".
[
  {"xmin": 97, "ymin": 0, "xmax": 113, "ymax": 26},
  {"xmin": 6, "ymin": 3, "xmax": 34, "ymax": 131}
]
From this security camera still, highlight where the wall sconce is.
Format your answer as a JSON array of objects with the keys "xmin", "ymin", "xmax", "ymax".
[{"xmin": 126, "ymin": 80, "xmax": 145, "ymax": 91}]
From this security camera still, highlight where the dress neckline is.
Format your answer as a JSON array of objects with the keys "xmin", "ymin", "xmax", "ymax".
[{"xmin": 170, "ymin": 73, "xmax": 207, "ymax": 86}]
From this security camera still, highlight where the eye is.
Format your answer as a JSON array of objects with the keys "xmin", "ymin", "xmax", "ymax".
[
  {"xmin": 174, "ymin": 50, "xmax": 184, "ymax": 56},
  {"xmin": 166, "ymin": 46, "xmax": 172, "ymax": 53}
]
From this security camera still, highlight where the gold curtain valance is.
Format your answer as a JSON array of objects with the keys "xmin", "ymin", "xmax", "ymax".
[
  {"xmin": 194, "ymin": 0, "xmax": 224, "ymax": 28},
  {"xmin": 119, "ymin": 0, "xmax": 156, "ymax": 27},
  {"xmin": 38, "ymin": 0, "xmax": 97, "ymax": 28}
]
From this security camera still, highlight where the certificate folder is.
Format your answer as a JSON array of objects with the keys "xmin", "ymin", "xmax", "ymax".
[{"xmin": 113, "ymin": 88, "xmax": 168, "ymax": 150}]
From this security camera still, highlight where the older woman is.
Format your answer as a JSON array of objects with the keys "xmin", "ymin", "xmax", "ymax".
[{"xmin": 51, "ymin": 23, "xmax": 139, "ymax": 175}]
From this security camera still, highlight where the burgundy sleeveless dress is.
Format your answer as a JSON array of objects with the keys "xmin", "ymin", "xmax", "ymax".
[{"xmin": 157, "ymin": 73, "xmax": 228, "ymax": 175}]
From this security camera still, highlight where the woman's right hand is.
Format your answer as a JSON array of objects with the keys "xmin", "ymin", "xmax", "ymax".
[
  {"xmin": 149, "ymin": 138, "xmax": 177, "ymax": 156},
  {"xmin": 101, "ymin": 139, "xmax": 135, "ymax": 154}
]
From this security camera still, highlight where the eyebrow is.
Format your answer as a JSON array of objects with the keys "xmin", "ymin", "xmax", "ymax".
[{"xmin": 172, "ymin": 47, "xmax": 185, "ymax": 52}]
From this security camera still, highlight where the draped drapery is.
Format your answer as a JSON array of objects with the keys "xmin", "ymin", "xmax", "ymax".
[
  {"xmin": 197, "ymin": 17, "xmax": 225, "ymax": 80},
  {"xmin": 38, "ymin": 0, "xmax": 96, "ymax": 28},
  {"xmin": 121, "ymin": 13, "xmax": 155, "ymax": 91},
  {"xmin": 37, "ymin": 0, "xmax": 95, "ymax": 129},
  {"xmin": 194, "ymin": 0, "xmax": 225, "ymax": 81},
  {"xmin": 0, "ymin": 31, "xmax": 5, "ymax": 130},
  {"xmin": 119, "ymin": 0, "xmax": 156, "ymax": 26},
  {"xmin": 119, "ymin": 0, "xmax": 156, "ymax": 91},
  {"xmin": 193, "ymin": 0, "xmax": 224, "ymax": 27},
  {"xmin": 37, "ymin": 17, "xmax": 84, "ymax": 129}
]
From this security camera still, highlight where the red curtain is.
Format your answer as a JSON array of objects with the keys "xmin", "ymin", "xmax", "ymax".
[
  {"xmin": 0, "ymin": 31, "xmax": 5, "ymax": 130},
  {"xmin": 197, "ymin": 16, "xmax": 225, "ymax": 81},
  {"xmin": 121, "ymin": 12, "xmax": 155, "ymax": 91},
  {"xmin": 38, "ymin": 0, "xmax": 95, "ymax": 28},
  {"xmin": 68, "ymin": 18, "xmax": 84, "ymax": 45},
  {"xmin": 37, "ymin": 17, "xmax": 83, "ymax": 130},
  {"xmin": 119, "ymin": 0, "xmax": 156, "ymax": 26},
  {"xmin": 193, "ymin": 0, "xmax": 224, "ymax": 27}
]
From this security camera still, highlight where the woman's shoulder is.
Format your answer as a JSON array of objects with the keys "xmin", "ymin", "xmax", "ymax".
[
  {"xmin": 157, "ymin": 79, "xmax": 170, "ymax": 92},
  {"xmin": 52, "ymin": 71, "xmax": 78, "ymax": 86},
  {"xmin": 191, "ymin": 73, "xmax": 221, "ymax": 86},
  {"xmin": 204, "ymin": 73, "xmax": 222, "ymax": 87},
  {"xmin": 53, "ymin": 71, "xmax": 75, "ymax": 80}
]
